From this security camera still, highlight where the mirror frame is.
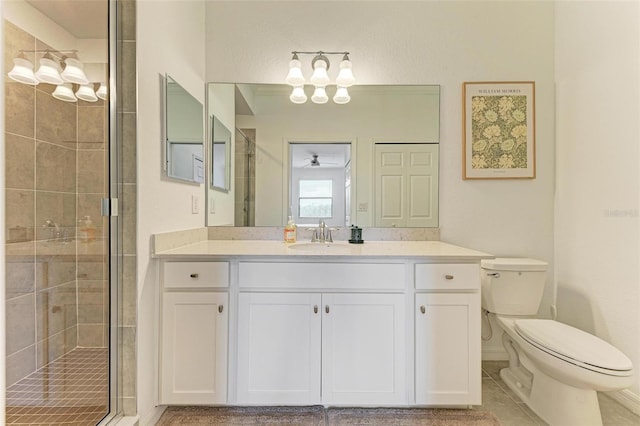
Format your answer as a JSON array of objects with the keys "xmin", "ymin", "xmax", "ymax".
[{"xmin": 205, "ymin": 83, "xmax": 440, "ymax": 228}]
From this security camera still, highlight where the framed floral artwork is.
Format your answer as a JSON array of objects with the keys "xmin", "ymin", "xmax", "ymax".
[{"xmin": 462, "ymin": 81, "xmax": 536, "ymax": 179}]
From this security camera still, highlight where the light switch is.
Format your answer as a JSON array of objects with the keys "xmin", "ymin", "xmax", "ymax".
[
  {"xmin": 191, "ymin": 195, "xmax": 200, "ymax": 214},
  {"xmin": 358, "ymin": 202, "xmax": 368, "ymax": 212}
]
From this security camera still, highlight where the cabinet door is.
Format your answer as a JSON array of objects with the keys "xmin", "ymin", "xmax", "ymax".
[
  {"xmin": 322, "ymin": 293, "xmax": 406, "ymax": 405},
  {"xmin": 160, "ymin": 292, "xmax": 228, "ymax": 404},
  {"xmin": 237, "ymin": 292, "xmax": 322, "ymax": 404},
  {"xmin": 415, "ymin": 293, "xmax": 481, "ymax": 405}
]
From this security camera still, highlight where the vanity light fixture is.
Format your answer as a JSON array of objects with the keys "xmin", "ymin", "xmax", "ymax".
[
  {"xmin": 285, "ymin": 51, "xmax": 355, "ymax": 104},
  {"xmin": 8, "ymin": 50, "xmax": 107, "ymax": 101}
]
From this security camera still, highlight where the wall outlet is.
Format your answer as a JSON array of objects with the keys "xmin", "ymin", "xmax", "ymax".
[
  {"xmin": 191, "ymin": 195, "xmax": 200, "ymax": 214},
  {"xmin": 209, "ymin": 198, "xmax": 215, "ymax": 214}
]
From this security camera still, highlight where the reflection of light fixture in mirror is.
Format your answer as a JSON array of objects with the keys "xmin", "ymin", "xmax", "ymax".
[
  {"xmin": 96, "ymin": 82, "xmax": 108, "ymax": 100},
  {"xmin": 333, "ymin": 86, "xmax": 350, "ymax": 104},
  {"xmin": 61, "ymin": 57, "xmax": 89, "ymax": 85},
  {"xmin": 76, "ymin": 84, "xmax": 98, "ymax": 102},
  {"xmin": 311, "ymin": 86, "xmax": 329, "ymax": 104},
  {"xmin": 52, "ymin": 83, "xmax": 77, "ymax": 102},
  {"xmin": 8, "ymin": 53, "xmax": 38, "ymax": 85},
  {"xmin": 290, "ymin": 86, "xmax": 307, "ymax": 104},
  {"xmin": 35, "ymin": 53, "xmax": 64, "ymax": 85},
  {"xmin": 285, "ymin": 50, "xmax": 355, "ymax": 104}
]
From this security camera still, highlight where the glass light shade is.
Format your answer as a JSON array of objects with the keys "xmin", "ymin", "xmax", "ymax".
[
  {"xmin": 8, "ymin": 57, "xmax": 38, "ymax": 85},
  {"xmin": 96, "ymin": 82, "xmax": 108, "ymax": 100},
  {"xmin": 76, "ymin": 84, "xmax": 98, "ymax": 102},
  {"xmin": 285, "ymin": 59, "xmax": 305, "ymax": 86},
  {"xmin": 336, "ymin": 59, "xmax": 355, "ymax": 87},
  {"xmin": 289, "ymin": 86, "xmax": 307, "ymax": 104},
  {"xmin": 61, "ymin": 58, "xmax": 89, "ymax": 84},
  {"xmin": 333, "ymin": 86, "xmax": 351, "ymax": 104},
  {"xmin": 35, "ymin": 57, "xmax": 63, "ymax": 85},
  {"xmin": 311, "ymin": 86, "xmax": 329, "ymax": 104},
  {"xmin": 310, "ymin": 58, "xmax": 330, "ymax": 87},
  {"xmin": 52, "ymin": 83, "xmax": 77, "ymax": 102}
]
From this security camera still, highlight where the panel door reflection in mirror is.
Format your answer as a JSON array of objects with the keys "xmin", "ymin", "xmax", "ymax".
[
  {"xmin": 211, "ymin": 115, "xmax": 231, "ymax": 192},
  {"xmin": 165, "ymin": 75, "xmax": 204, "ymax": 183},
  {"xmin": 206, "ymin": 83, "xmax": 440, "ymax": 228}
]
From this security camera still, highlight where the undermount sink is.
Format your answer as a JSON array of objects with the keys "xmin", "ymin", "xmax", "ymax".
[{"xmin": 287, "ymin": 242, "xmax": 355, "ymax": 253}]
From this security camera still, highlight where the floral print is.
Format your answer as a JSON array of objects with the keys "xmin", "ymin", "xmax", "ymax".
[{"xmin": 471, "ymin": 95, "xmax": 528, "ymax": 169}]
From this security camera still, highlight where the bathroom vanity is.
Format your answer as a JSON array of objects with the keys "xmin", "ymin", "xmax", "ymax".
[{"xmin": 153, "ymin": 239, "xmax": 491, "ymax": 407}]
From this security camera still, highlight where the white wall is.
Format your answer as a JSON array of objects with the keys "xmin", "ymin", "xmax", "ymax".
[
  {"xmin": 555, "ymin": 0, "xmax": 640, "ymax": 397},
  {"xmin": 206, "ymin": 0, "xmax": 555, "ymax": 358},
  {"xmin": 136, "ymin": 0, "xmax": 206, "ymax": 422}
]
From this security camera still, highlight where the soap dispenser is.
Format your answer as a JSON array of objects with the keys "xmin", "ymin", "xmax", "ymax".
[{"xmin": 284, "ymin": 216, "xmax": 297, "ymax": 243}]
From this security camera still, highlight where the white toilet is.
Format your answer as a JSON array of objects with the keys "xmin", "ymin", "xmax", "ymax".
[{"xmin": 481, "ymin": 258, "xmax": 633, "ymax": 426}]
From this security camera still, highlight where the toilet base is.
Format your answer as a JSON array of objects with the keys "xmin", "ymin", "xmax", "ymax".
[{"xmin": 500, "ymin": 360, "xmax": 603, "ymax": 426}]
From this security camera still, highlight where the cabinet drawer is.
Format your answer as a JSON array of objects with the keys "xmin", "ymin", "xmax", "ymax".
[
  {"xmin": 163, "ymin": 261, "xmax": 229, "ymax": 289},
  {"xmin": 415, "ymin": 264, "xmax": 479, "ymax": 290},
  {"xmin": 239, "ymin": 262, "xmax": 405, "ymax": 290}
]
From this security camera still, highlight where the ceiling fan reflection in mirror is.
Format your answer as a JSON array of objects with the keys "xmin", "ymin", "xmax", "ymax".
[{"xmin": 302, "ymin": 154, "xmax": 338, "ymax": 168}]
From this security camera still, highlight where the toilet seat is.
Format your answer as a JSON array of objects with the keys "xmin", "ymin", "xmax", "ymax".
[{"xmin": 515, "ymin": 319, "xmax": 633, "ymax": 377}]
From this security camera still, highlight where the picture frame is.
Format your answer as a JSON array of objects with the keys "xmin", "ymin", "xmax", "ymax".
[{"xmin": 462, "ymin": 81, "xmax": 536, "ymax": 179}]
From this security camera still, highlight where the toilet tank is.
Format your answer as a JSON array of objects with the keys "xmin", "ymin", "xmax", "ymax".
[{"xmin": 481, "ymin": 258, "xmax": 548, "ymax": 315}]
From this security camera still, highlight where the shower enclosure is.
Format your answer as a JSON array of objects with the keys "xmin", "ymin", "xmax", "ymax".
[
  {"xmin": 4, "ymin": 1, "xmax": 120, "ymax": 424},
  {"xmin": 235, "ymin": 128, "xmax": 256, "ymax": 226}
]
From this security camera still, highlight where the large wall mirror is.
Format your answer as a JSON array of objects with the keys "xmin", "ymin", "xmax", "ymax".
[
  {"xmin": 206, "ymin": 83, "xmax": 439, "ymax": 228},
  {"xmin": 165, "ymin": 75, "xmax": 204, "ymax": 184}
]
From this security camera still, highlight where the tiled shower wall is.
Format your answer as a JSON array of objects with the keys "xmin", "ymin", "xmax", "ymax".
[
  {"xmin": 4, "ymin": 21, "xmax": 108, "ymax": 387},
  {"xmin": 234, "ymin": 128, "xmax": 255, "ymax": 226}
]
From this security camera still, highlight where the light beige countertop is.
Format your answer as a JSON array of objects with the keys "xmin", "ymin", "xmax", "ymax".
[{"xmin": 153, "ymin": 239, "xmax": 493, "ymax": 260}]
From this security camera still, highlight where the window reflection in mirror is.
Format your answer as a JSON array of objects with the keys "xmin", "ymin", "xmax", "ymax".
[
  {"xmin": 290, "ymin": 142, "xmax": 351, "ymax": 227},
  {"xmin": 165, "ymin": 75, "xmax": 204, "ymax": 183}
]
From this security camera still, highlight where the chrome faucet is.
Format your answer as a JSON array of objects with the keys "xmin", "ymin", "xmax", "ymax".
[{"xmin": 308, "ymin": 220, "xmax": 335, "ymax": 243}]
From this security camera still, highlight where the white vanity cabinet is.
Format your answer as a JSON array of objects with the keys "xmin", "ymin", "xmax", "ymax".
[
  {"xmin": 159, "ymin": 261, "xmax": 229, "ymax": 405},
  {"xmin": 414, "ymin": 264, "xmax": 481, "ymax": 405},
  {"xmin": 236, "ymin": 262, "xmax": 407, "ymax": 406}
]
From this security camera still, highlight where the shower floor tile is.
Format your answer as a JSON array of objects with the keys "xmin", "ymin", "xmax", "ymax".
[{"xmin": 6, "ymin": 347, "xmax": 108, "ymax": 425}]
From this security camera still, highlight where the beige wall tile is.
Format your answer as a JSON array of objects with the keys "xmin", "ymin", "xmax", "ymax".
[
  {"xmin": 36, "ymin": 282, "xmax": 78, "ymax": 340},
  {"xmin": 78, "ymin": 106, "xmax": 106, "ymax": 143},
  {"xmin": 119, "ymin": 41, "xmax": 136, "ymax": 114},
  {"xmin": 122, "ymin": 184, "xmax": 136, "ymax": 254},
  {"xmin": 5, "ymin": 252, "xmax": 35, "ymax": 298},
  {"xmin": 122, "ymin": 112, "xmax": 137, "ymax": 184},
  {"xmin": 36, "ymin": 328, "xmax": 74, "ymax": 368},
  {"xmin": 118, "ymin": 0, "xmax": 136, "ymax": 41},
  {"xmin": 35, "ymin": 255, "xmax": 75, "ymax": 290},
  {"xmin": 35, "ymin": 191, "xmax": 76, "ymax": 239},
  {"xmin": 78, "ymin": 323, "xmax": 105, "ymax": 347},
  {"xmin": 5, "ymin": 189, "xmax": 34, "ymax": 242},
  {"xmin": 5, "ymin": 82, "xmax": 35, "ymax": 138},
  {"xmin": 35, "ymin": 89, "xmax": 77, "ymax": 146},
  {"xmin": 122, "ymin": 397, "xmax": 137, "ymax": 417},
  {"xmin": 78, "ymin": 280, "xmax": 105, "ymax": 324},
  {"xmin": 122, "ymin": 255, "xmax": 136, "ymax": 327},
  {"xmin": 122, "ymin": 326, "xmax": 136, "ymax": 397},
  {"xmin": 6, "ymin": 293, "xmax": 36, "ymax": 355},
  {"xmin": 35, "ymin": 142, "xmax": 77, "ymax": 193},
  {"xmin": 78, "ymin": 150, "xmax": 106, "ymax": 193},
  {"xmin": 6, "ymin": 345, "xmax": 36, "ymax": 386},
  {"xmin": 5, "ymin": 133, "xmax": 34, "ymax": 190},
  {"xmin": 78, "ymin": 255, "xmax": 105, "ymax": 280}
]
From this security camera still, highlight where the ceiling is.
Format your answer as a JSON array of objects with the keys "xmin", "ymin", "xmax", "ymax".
[
  {"xmin": 290, "ymin": 143, "xmax": 350, "ymax": 170},
  {"xmin": 26, "ymin": 0, "xmax": 108, "ymax": 39}
]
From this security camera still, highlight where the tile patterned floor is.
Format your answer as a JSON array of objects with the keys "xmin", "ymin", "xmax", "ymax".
[
  {"xmin": 481, "ymin": 361, "xmax": 640, "ymax": 425},
  {"xmin": 5, "ymin": 348, "xmax": 108, "ymax": 426}
]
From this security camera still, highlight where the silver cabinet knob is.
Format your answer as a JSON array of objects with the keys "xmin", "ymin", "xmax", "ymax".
[
  {"xmin": 325, "ymin": 305, "xmax": 330, "ymax": 314},
  {"xmin": 314, "ymin": 305, "xmax": 318, "ymax": 314},
  {"xmin": 218, "ymin": 305, "xmax": 224, "ymax": 313},
  {"xmin": 189, "ymin": 273, "xmax": 199, "ymax": 278},
  {"xmin": 445, "ymin": 274, "xmax": 454, "ymax": 280},
  {"xmin": 420, "ymin": 305, "xmax": 426, "ymax": 314}
]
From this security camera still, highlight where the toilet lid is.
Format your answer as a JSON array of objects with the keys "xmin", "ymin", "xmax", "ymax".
[{"xmin": 515, "ymin": 319, "xmax": 633, "ymax": 375}]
